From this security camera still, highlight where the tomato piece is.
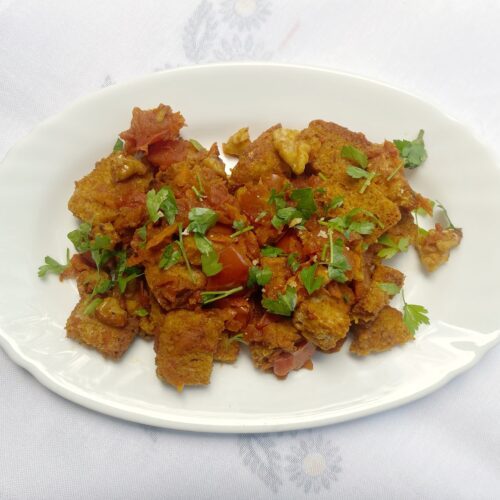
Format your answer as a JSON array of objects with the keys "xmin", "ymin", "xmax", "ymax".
[
  {"xmin": 207, "ymin": 244, "xmax": 251, "ymax": 289},
  {"xmin": 147, "ymin": 139, "xmax": 192, "ymax": 169}
]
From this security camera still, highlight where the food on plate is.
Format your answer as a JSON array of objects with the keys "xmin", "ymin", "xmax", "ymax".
[{"xmin": 38, "ymin": 104, "xmax": 462, "ymax": 390}]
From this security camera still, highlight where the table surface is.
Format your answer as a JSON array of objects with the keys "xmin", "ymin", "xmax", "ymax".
[{"xmin": 1, "ymin": 1, "xmax": 499, "ymax": 499}]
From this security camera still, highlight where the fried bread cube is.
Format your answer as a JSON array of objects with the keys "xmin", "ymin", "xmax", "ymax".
[
  {"xmin": 350, "ymin": 305, "xmax": 413, "ymax": 355},
  {"xmin": 352, "ymin": 264, "xmax": 404, "ymax": 322},
  {"xmin": 66, "ymin": 298, "xmax": 136, "ymax": 359},
  {"xmin": 154, "ymin": 309, "xmax": 225, "ymax": 390}
]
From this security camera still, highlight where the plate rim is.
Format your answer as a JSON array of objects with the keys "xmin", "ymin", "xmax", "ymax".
[{"xmin": 1, "ymin": 62, "xmax": 499, "ymax": 433}]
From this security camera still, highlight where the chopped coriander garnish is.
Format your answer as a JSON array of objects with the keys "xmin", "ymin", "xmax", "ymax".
[
  {"xmin": 290, "ymin": 188, "xmax": 317, "ymax": 220},
  {"xmin": 201, "ymin": 250, "xmax": 223, "ymax": 276},
  {"xmin": 177, "ymin": 223, "xmax": 194, "ymax": 282},
  {"xmin": 320, "ymin": 244, "xmax": 328, "ymax": 262},
  {"xmin": 230, "ymin": 220, "xmax": 254, "ymax": 238},
  {"xmin": 386, "ymin": 163, "xmax": 403, "ymax": 181},
  {"xmin": 90, "ymin": 235, "xmax": 113, "ymax": 270},
  {"xmin": 38, "ymin": 249, "xmax": 70, "ymax": 278},
  {"xmin": 287, "ymin": 252, "xmax": 300, "ymax": 273},
  {"xmin": 134, "ymin": 308, "xmax": 149, "ymax": 317},
  {"xmin": 146, "ymin": 187, "xmax": 178, "ymax": 224},
  {"xmin": 321, "ymin": 208, "xmax": 380, "ymax": 238},
  {"xmin": 435, "ymin": 200, "xmax": 456, "ymax": 229},
  {"xmin": 271, "ymin": 206, "xmax": 302, "ymax": 230},
  {"xmin": 328, "ymin": 196, "xmax": 344, "ymax": 211},
  {"xmin": 113, "ymin": 138, "xmax": 124, "ymax": 152},
  {"xmin": 187, "ymin": 207, "xmax": 218, "ymax": 235},
  {"xmin": 137, "ymin": 225, "xmax": 147, "ymax": 248},
  {"xmin": 247, "ymin": 266, "xmax": 272, "ymax": 287},
  {"xmin": 394, "ymin": 130, "xmax": 427, "ymax": 169},
  {"xmin": 377, "ymin": 282, "xmax": 401, "ymax": 295},
  {"xmin": 261, "ymin": 246, "xmax": 284, "ymax": 257},
  {"xmin": 402, "ymin": 289, "xmax": 430, "ymax": 335},
  {"xmin": 83, "ymin": 297, "xmax": 103, "ymax": 316},
  {"xmin": 346, "ymin": 166, "xmax": 376, "ymax": 194},
  {"xmin": 90, "ymin": 277, "xmax": 114, "ymax": 298},
  {"xmin": 201, "ymin": 286, "xmax": 244, "ymax": 305},
  {"xmin": 327, "ymin": 232, "xmax": 351, "ymax": 283},
  {"xmin": 255, "ymin": 211, "xmax": 267, "ymax": 222},
  {"xmin": 348, "ymin": 220, "xmax": 375, "ymax": 235},
  {"xmin": 318, "ymin": 172, "xmax": 328, "ymax": 181},
  {"xmin": 300, "ymin": 263, "xmax": 324, "ymax": 295},
  {"xmin": 189, "ymin": 139, "xmax": 205, "ymax": 151},
  {"xmin": 341, "ymin": 145, "xmax": 368, "ymax": 168},
  {"xmin": 67, "ymin": 222, "xmax": 92, "ymax": 253},
  {"xmin": 159, "ymin": 242, "xmax": 181, "ymax": 270},
  {"xmin": 377, "ymin": 235, "xmax": 410, "ymax": 259},
  {"xmin": 261, "ymin": 286, "xmax": 297, "ymax": 317},
  {"xmin": 192, "ymin": 173, "xmax": 207, "ymax": 200},
  {"xmin": 193, "ymin": 233, "xmax": 222, "ymax": 276},
  {"xmin": 268, "ymin": 188, "xmax": 287, "ymax": 210},
  {"xmin": 114, "ymin": 249, "xmax": 142, "ymax": 293}
]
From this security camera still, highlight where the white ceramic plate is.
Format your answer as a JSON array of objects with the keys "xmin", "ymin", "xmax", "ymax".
[{"xmin": 1, "ymin": 63, "xmax": 499, "ymax": 433}]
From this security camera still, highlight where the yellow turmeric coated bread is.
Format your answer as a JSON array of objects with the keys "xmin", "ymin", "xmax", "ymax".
[{"xmin": 40, "ymin": 104, "xmax": 462, "ymax": 391}]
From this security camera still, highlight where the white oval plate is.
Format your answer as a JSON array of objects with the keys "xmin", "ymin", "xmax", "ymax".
[{"xmin": 1, "ymin": 63, "xmax": 499, "ymax": 433}]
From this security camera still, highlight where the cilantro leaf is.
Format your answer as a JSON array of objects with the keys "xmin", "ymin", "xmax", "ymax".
[
  {"xmin": 348, "ymin": 220, "xmax": 375, "ymax": 235},
  {"xmin": 377, "ymin": 282, "xmax": 401, "ymax": 295},
  {"xmin": 327, "ymin": 235, "xmax": 350, "ymax": 283},
  {"xmin": 159, "ymin": 243, "xmax": 181, "ymax": 270},
  {"xmin": 193, "ymin": 233, "xmax": 222, "ymax": 276},
  {"xmin": 402, "ymin": 290, "xmax": 430, "ymax": 335},
  {"xmin": 187, "ymin": 207, "xmax": 218, "ymax": 235},
  {"xmin": 201, "ymin": 250, "xmax": 223, "ymax": 276},
  {"xmin": 261, "ymin": 286, "xmax": 298, "ymax": 317},
  {"xmin": 255, "ymin": 211, "xmax": 267, "ymax": 222},
  {"xmin": 113, "ymin": 249, "xmax": 142, "ymax": 293},
  {"xmin": 377, "ymin": 235, "xmax": 410, "ymax": 259},
  {"xmin": 201, "ymin": 286, "xmax": 243, "ymax": 305},
  {"xmin": 261, "ymin": 246, "xmax": 284, "ymax": 257},
  {"xmin": 394, "ymin": 130, "xmax": 427, "ymax": 169},
  {"xmin": 268, "ymin": 188, "xmax": 287, "ymax": 210},
  {"xmin": 90, "ymin": 234, "xmax": 113, "ymax": 270},
  {"xmin": 328, "ymin": 196, "xmax": 344, "ymax": 211},
  {"xmin": 271, "ymin": 206, "xmax": 302, "ymax": 229},
  {"xmin": 287, "ymin": 252, "xmax": 300, "ymax": 273},
  {"xmin": 137, "ymin": 225, "xmax": 147, "ymax": 247},
  {"xmin": 230, "ymin": 220, "xmax": 254, "ymax": 238},
  {"xmin": 300, "ymin": 264, "xmax": 324, "ymax": 295},
  {"xmin": 247, "ymin": 266, "xmax": 273, "ymax": 287},
  {"xmin": 341, "ymin": 145, "xmax": 368, "ymax": 168},
  {"xmin": 38, "ymin": 250, "xmax": 70, "ymax": 278},
  {"xmin": 83, "ymin": 297, "xmax": 103, "ymax": 316},
  {"xmin": 67, "ymin": 222, "xmax": 91, "ymax": 253},
  {"xmin": 134, "ymin": 308, "xmax": 149, "ymax": 317},
  {"xmin": 176, "ymin": 223, "xmax": 194, "ymax": 281},
  {"xmin": 346, "ymin": 165, "xmax": 369, "ymax": 179},
  {"xmin": 146, "ymin": 187, "xmax": 178, "ymax": 224},
  {"xmin": 290, "ymin": 188, "xmax": 317, "ymax": 220},
  {"xmin": 113, "ymin": 138, "xmax": 124, "ymax": 152},
  {"xmin": 189, "ymin": 139, "xmax": 205, "ymax": 151}
]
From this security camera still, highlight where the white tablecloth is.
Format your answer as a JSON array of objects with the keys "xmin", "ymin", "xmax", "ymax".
[{"xmin": 1, "ymin": 1, "xmax": 499, "ymax": 498}]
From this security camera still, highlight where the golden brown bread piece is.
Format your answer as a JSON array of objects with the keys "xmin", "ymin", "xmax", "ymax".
[
  {"xmin": 229, "ymin": 125, "xmax": 292, "ymax": 190},
  {"xmin": 213, "ymin": 333, "xmax": 241, "ymax": 363},
  {"xmin": 66, "ymin": 298, "xmax": 136, "ymax": 359},
  {"xmin": 293, "ymin": 288, "xmax": 351, "ymax": 351},
  {"xmin": 351, "ymin": 264, "xmax": 405, "ymax": 323},
  {"xmin": 68, "ymin": 152, "xmax": 152, "ymax": 235},
  {"xmin": 350, "ymin": 305, "xmax": 413, "ymax": 355},
  {"xmin": 144, "ymin": 262, "xmax": 206, "ymax": 311},
  {"xmin": 154, "ymin": 309, "xmax": 225, "ymax": 390}
]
